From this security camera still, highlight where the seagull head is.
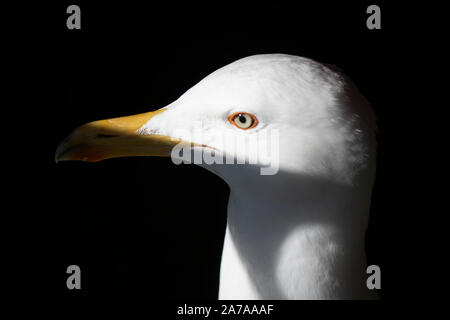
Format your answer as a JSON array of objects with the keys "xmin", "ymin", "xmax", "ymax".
[{"xmin": 56, "ymin": 54, "xmax": 376, "ymax": 195}]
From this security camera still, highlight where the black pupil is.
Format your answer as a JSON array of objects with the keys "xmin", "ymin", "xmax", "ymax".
[{"xmin": 238, "ymin": 114, "xmax": 247, "ymax": 123}]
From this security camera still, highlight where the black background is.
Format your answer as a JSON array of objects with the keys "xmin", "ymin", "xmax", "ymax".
[{"xmin": 20, "ymin": 1, "xmax": 391, "ymax": 303}]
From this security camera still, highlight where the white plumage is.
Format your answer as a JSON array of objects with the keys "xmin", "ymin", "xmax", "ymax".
[{"xmin": 57, "ymin": 54, "xmax": 377, "ymax": 299}]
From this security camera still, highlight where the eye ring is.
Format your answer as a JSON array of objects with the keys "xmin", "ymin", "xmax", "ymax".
[{"xmin": 228, "ymin": 112, "xmax": 258, "ymax": 130}]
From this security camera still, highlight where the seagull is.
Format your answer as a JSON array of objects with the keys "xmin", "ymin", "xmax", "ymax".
[{"xmin": 55, "ymin": 54, "xmax": 377, "ymax": 299}]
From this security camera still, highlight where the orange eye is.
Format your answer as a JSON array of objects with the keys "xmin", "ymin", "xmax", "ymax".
[{"xmin": 228, "ymin": 112, "xmax": 258, "ymax": 130}]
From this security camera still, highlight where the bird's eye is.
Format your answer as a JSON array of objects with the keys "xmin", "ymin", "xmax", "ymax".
[{"xmin": 229, "ymin": 112, "xmax": 258, "ymax": 130}]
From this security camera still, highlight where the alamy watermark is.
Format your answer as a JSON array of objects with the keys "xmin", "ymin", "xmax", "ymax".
[
  {"xmin": 366, "ymin": 265, "xmax": 381, "ymax": 290},
  {"xmin": 66, "ymin": 264, "xmax": 81, "ymax": 290},
  {"xmin": 66, "ymin": 5, "xmax": 81, "ymax": 30},
  {"xmin": 67, "ymin": 5, "xmax": 380, "ymax": 31},
  {"xmin": 366, "ymin": 5, "xmax": 381, "ymax": 30},
  {"xmin": 168, "ymin": 127, "xmax": 280, "ymax": 175}
]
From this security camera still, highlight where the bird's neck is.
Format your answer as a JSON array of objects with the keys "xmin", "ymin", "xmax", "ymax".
[{"xmin": 219, "ymin": 187, "xmax": 375, "ymax": 300}]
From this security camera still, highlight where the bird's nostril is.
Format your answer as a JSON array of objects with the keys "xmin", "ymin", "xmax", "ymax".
[{"xmin": 96, "ymin": 133, "xmax": 119, "ymax": 139}]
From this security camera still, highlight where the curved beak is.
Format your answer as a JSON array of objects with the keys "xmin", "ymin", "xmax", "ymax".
[{"xmin": 55, "ymin": 108, "xmax": 182, "ymax": 162}]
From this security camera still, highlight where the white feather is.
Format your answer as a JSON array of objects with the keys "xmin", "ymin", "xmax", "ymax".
[{"xmin": 139, "ymin": 54, "xmax": 377, "ymax": 299}]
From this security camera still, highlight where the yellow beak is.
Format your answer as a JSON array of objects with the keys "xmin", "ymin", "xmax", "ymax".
[{"xmin": 55, "ymin": 108, "xmax": 182, "ymax": 162}]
